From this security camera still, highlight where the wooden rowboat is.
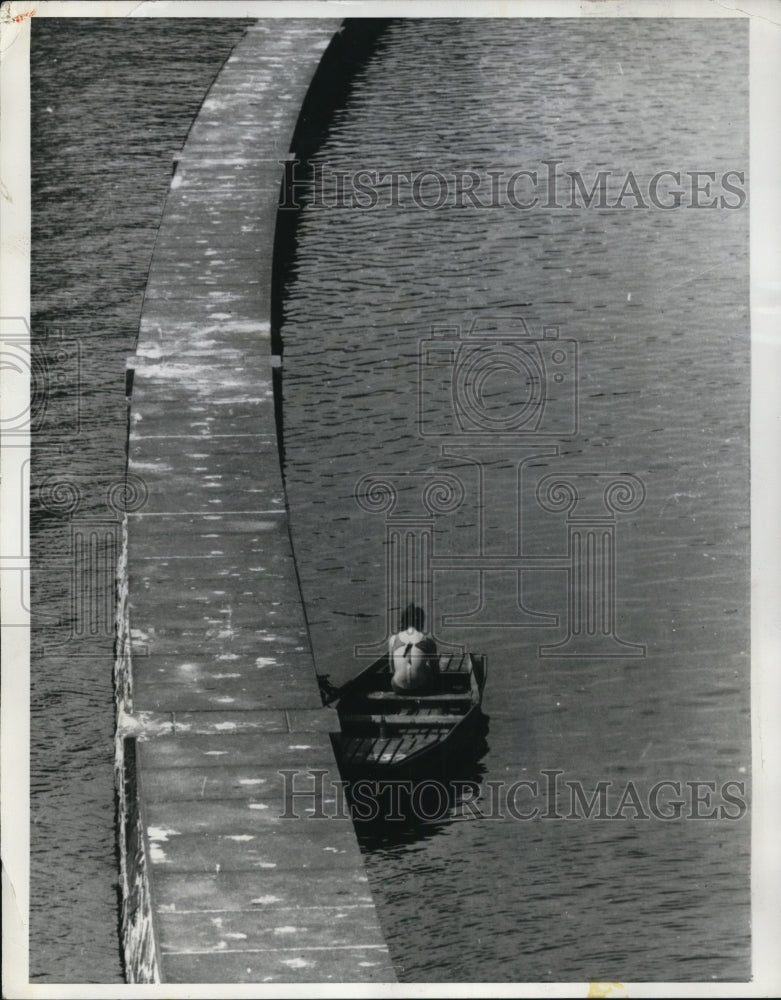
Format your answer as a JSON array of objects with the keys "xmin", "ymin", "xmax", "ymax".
[{"xmin": 329, "ymin": 650, "xmax": 488, "ymax": 779}]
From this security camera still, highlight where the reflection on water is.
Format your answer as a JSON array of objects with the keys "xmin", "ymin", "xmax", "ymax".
[{"xmin": 280, "ymin": 17, "xmax": 750, "ymax": 982}]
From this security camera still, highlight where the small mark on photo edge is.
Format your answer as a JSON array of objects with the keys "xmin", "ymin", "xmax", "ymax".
[
  {"xmin": 7, "ymin": 8, "xmax": 37, "ymax": 25},
  {"xmin": 588, "ymin": 983, "xmax": 629, "ymax": 999}
]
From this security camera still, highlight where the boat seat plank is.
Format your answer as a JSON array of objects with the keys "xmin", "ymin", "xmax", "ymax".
[
  {"xmin": 362, "ymin": 691, "xmax": 470, "ymax": 702},
  {"xmin": 341, "ymin": 714, "xmax": 463, "ymax": 727}
]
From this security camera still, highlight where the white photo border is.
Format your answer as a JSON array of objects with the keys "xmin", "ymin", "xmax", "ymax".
[{"xmin": 1, "ymin": 1, "xmax": 778, "ymax": 997}]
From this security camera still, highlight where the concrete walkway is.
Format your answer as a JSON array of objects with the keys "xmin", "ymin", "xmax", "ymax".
[{"xmin": 123, "ymin": 20, "xmax": 395, "ymax": 983}]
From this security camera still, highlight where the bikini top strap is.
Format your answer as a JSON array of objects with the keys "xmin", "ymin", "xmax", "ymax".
[{"xmin": 391, "ymin": 634, "xmax": 433, "ymax": 661}]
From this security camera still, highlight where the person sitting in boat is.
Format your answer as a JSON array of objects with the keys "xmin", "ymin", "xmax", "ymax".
[{"xmin": 388, "ymin": 604, "xmax": 438, "ymax": 694}]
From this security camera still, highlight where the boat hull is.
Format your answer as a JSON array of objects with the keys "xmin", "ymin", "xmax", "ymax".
[{"xmin": 331, "ymin": 650, "xmax": 487, "ymax": 780}]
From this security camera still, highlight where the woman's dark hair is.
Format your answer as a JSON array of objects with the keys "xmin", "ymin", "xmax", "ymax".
[{"xmin": 399, "ymin": 604, "xmax": 425, "ymax": 632}]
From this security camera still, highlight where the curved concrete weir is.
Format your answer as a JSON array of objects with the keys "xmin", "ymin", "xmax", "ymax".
[{"xmin": 115, "ymin": 21, "xmax": 396, "ymax": 984}]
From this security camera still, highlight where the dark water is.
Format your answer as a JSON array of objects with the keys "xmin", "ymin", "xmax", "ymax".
[
  {"xmin": 30, "ymin": 19, "xmax": 250, "ymax": 982},
  {"xmin": 279, "ymin": 19, "xmax": 750, "ymax": 982}
]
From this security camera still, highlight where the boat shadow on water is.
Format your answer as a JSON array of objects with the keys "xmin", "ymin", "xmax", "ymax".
[{"xmin": 343, "ymin": 746, "xmax": 492, "ymax": 849}]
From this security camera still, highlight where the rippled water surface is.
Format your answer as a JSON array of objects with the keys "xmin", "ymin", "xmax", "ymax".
[
  {"xmin": 279, "ymin": 19, "xmax": 750, "ymax": 982},
  {"xmin": 30, "ymin": 19, "xmax": 249, "ymax": 981}
]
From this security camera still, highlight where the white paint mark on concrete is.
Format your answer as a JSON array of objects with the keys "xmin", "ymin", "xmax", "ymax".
[
  {"xmin": 136, "ymin": 344, "xmax": 162, "ymax": 359},
  {"xmin": 148, "ymin": 826, "xmax": 181, "ymax": 843},
  {"xmin": 281, "ymin": 957, "xmax": 312, "ymax": 969},
  {"xmin": 128, "ymin": 459, "xmax": 172, "ymax": 472}
]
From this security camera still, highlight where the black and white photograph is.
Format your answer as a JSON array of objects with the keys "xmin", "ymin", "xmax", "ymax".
[{"xmin": 1, "ymin": 0, "xmax": 779, "ymax": 994}]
